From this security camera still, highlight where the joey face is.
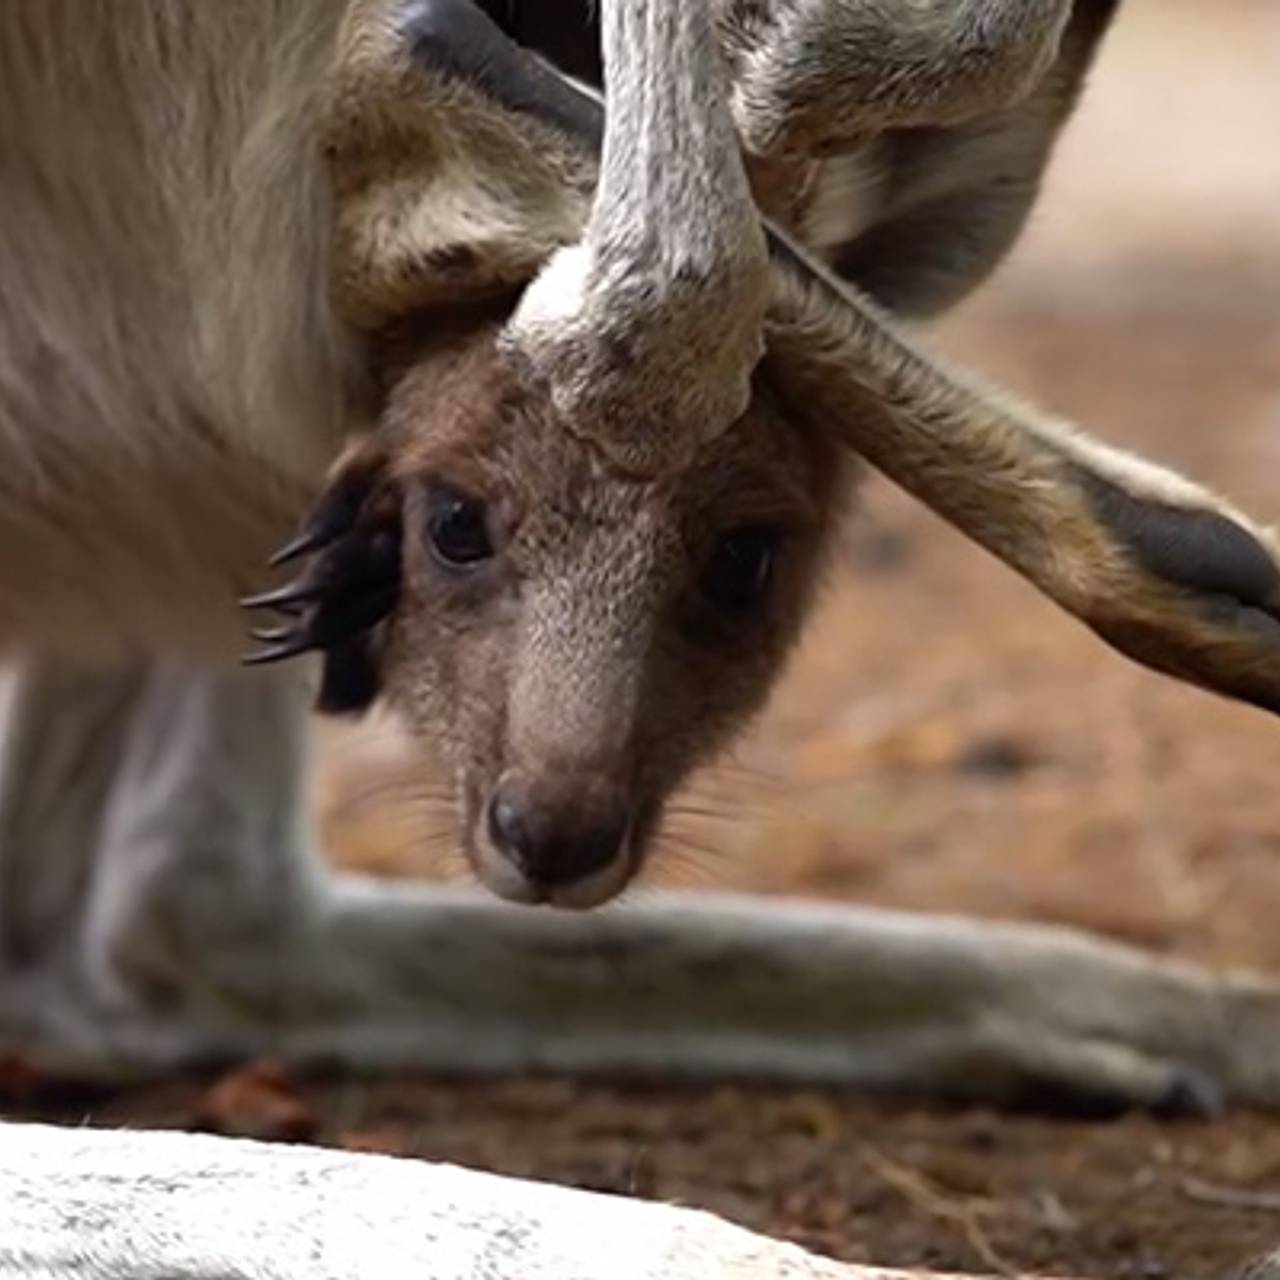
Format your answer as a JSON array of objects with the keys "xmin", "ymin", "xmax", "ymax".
[
  {"xmin": 292, "ymin": 0, "xmax": 838, "ymax": 906},
  {"xmin": 374, "ymin": 325, "xmax": 847, "ymax": 907}
]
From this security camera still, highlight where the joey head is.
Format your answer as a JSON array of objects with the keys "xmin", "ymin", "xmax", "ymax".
[{"xmin": 253, "ymin": 319, "xmax": 846, "ymax": 907}]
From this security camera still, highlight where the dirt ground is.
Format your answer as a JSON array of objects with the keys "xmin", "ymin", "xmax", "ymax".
[{"xmin": 5, "ymin": 2, "xmax": 1280, "ymax": 1277}]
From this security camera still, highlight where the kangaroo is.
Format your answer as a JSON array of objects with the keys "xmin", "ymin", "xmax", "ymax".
[{"xmin": 3, "ymin": 0, "xmax": 1280, "ymax": 1131}]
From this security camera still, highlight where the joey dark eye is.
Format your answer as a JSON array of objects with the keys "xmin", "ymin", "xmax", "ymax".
[
  {"xmin": 700, "ymin": 525, "xmax": 781, "ymax": 613},
  {"xmin": 426, "ymin": 486, "xmax": 494, "ymax": 570}
]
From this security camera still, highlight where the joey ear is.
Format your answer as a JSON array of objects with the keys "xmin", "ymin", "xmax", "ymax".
[
  {"xmin": 243, "ymin": 437, "xmax": 402, "ymax": 716},
  {"xmin": 764, "ymin": 232, "xmax": 1280, "ymax": 719}
]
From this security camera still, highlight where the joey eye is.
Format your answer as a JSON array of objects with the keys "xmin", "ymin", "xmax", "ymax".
[
  {"xmin": 700, "ymin": 525, "xmax": 781, "ymax": 613},
  {"xmin": 426, "ymin": 487, "xmax": 494, "ymax": 570}
]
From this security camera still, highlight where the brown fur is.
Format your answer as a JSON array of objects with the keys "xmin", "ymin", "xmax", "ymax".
[{"xmin": 363, "ymin": 322, "xmax": 847, "ymax": 899}]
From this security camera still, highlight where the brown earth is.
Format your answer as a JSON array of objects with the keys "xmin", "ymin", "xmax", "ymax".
[{"xmin": 5, "ymin": 2, "xmax": 1280, "ymax": 1277}]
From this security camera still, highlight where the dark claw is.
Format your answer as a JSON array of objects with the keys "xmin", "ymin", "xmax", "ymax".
[
  {"xmin": 240, "ymin": 583, "xmax": 320, "ymax": 613},
  {"xmin": 241, "ymin": 584, "xmax": 399, "ymax": 670},
  {"xmin": 265, "ymin": 497, "xmax": 401, "ymax": 572},
  {"xmin": 1152, "ymin": 1067, "xmax": 1225, "ymax": 1121},
  {"xmin": 268, "ymin": 528, "xmax": 331, "ymax": 568},
  {"xmin": 242, "ymin": 635, "xmax": 317, "ymax": 666},
  {"xmin": 249, "ymin": 625, "xmax": 297, "ymax": 644},
  {"xmin": 265, "ymin": 456, "xmax": 380, "ymax": 566},
  {"xmin": 243, "ymin": 439, "xmax": 400, "ymax": 684}
]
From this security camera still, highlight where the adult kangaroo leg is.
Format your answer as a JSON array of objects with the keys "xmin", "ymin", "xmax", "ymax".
[
  {"xmin": 0, "ymin": 658, "xmax": 146, "ymax": 1057},
  {"xmin": 732, "ymin": 0, "xmax": 1126, "ymax": 318},
  {"xmin": 8, "ymin": 648, "xmax": 1280, "ymax": 1120},
  {"xmin": 723, "ymin": 0, "xmax": 1096, "ymax": 157},
  {"xmin": 0, "ymin": 659, "xmax": 323, "ymax": 1075},
  {"xmin": 475, "ymin": 2, "xmax": 1124, "ymax": 320}
]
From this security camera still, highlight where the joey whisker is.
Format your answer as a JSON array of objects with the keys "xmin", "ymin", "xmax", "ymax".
[
  {"xmin": 696, "ymin": 756, "xmax": 790, "ymax": 794},
  {"xmin": 644, "ymin": 844, "xmax": 726, "ymax": 890},
  {"xmin": 653, "ymin": 827, "xmax": 733, "ymax": 865},
  {"xmin": 321, "ymin": 784, "xmax": 456, "ymax": 827},
  {"xmin": 350, "ymin": 827, "xmax": 468, "ymax": 878},
  {"xmin": 665, "ymin": 801, "xmax": 747, "ymax": 824}
]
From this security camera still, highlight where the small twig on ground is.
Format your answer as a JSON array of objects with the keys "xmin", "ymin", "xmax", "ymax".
[
  {"xmin": 1180, "ymin": 1177, "xmax": 1280, "ymax": 1214},
  {"xmin": 859, "ymin": 1143, "xmax": 1016, "ymax": 1277}
]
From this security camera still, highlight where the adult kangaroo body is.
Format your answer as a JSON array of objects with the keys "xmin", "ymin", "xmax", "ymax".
[{"xmin": 1, "ymin": 0, "xmax": 1280, "ymax": 1124}]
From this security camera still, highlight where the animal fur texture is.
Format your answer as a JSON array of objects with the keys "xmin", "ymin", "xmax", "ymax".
[
  {"xmin": 5, "ymin": 4, "xmax": 1280, "ymax": 1275},
  {"xmin": 0, "ymin": 1122, "xmax": 1272, "ymax": 1279},
  {"xmin": 1, "ymin": 0, "xmax": 1279, "ymax": 1084},
  {"xmin": 0, "ymin": 1121, "xmax": 1007, "ymax": 1280}
]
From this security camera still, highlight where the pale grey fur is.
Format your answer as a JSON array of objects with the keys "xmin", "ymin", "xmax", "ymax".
[
  {"xmin": 506, "ymin": 0, "xmax": 1084, "ymax": 473},
  {"xmin": 722, "ymin": 0, "xmax": 1073, "ymax": 155},
  {"xmin": 507, "ymin": 0, "xmax": 770, "ymax": 474},
  {"xmin": 0, "ymin": 1122, "xmax": 961, "ymax": 1280},
  {"xmin": 0, "ymin": 1, "xmax": 357, "ymax": 661},
  {"xmin": 0, "ymin": 1123, "xmax": 1270, "ymax": 1279}
]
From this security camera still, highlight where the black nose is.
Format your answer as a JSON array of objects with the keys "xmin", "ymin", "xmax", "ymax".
[{"xmin": 486, "ymin": 785, "xmax": 630, "ymax": 887}]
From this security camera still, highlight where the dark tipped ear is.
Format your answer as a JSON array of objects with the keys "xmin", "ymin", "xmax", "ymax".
[
  {"xmin": 243, "ymin": 437, "xmax": 401, "ymax": 716},
  {"xmin": 1078, "ymin": 470, "xmax": 1280, "ymax": 610},
  {"xmin": 1077, "ymin": 471, "xmax": 1280, "ymax": 715}
]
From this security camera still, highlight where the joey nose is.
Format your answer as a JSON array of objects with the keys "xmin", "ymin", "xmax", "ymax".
[{"xmin": 486, "ymin": 783, "xmax": 630, "ymax": 888}]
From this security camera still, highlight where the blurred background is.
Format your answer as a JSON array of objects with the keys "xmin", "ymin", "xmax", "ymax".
[{"xmin": 317, "ymin": 0, "xmax": 1280, "ymax": 974}]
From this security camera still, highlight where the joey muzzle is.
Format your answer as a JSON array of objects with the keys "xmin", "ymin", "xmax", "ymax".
[{"xmin": 479, "ymin": 772, "xmax": 634, "ymax": 907}]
